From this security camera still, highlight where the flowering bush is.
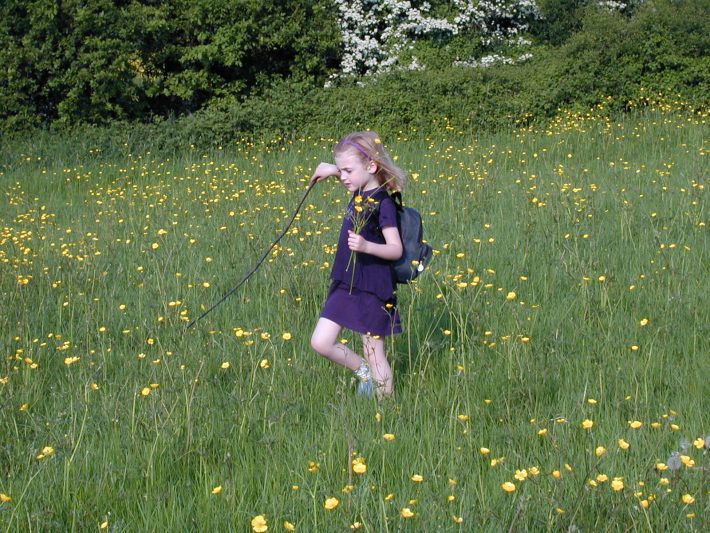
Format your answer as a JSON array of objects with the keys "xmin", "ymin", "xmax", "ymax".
[{"xmin": 332, "ymin": 0, "xmax": 542, "ymax": 78}]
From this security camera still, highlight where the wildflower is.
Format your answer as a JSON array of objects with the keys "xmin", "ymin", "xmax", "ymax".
[
  {"xmin": 221, "ymin": 362, "xmax": 230, "ymax": 369},
  {"xmin": 324, "ymin": 497, "xmax": 339, "ymax": 510},
  {"xmin": 596, "ymin": 474, "xmax": 609, "ymax": 483},
  {"xmin": 479, "ymin": 447, "xmax": 490, "ymax": 455},
  {"xmin": 64, "ymin": 356, "xmax": 80, "ymax": 365},
  {"xmin": 282, "ymin": 332, "xmax": 292, "ymax": 341},
  {"xmin": 514, "ymin": 469, "xmax": 528, "ymax": 481},
  {"xmin": 211, "ymin": 485, "xmax": 223, "ymax": 495},
  {"xmin": 611, "ymin": 478, "xmax": 624, "ymax": 491},
  {"xmin": 36, "ymin": 446, "xmax": 55, "ymax": 460},
  {"xmin": 251, "ymin": 515, "xmax": 268, "ymax": 532},
  {"xmin": 411, "ymin": 474, "xmax": 424, "ymax": 483},
  {"xmin": 552, "ymin": 470, "xmax": 562, "ymax": 479},
  {"xmin": 640, "ymin": 318, "xmax": 649, "ymax": 326},
  {"xmin": 618, "ymin": 438, "xmax": 630, "ymax": 450},
  {"xmin": 506, "ymin": 291, "xmax": 516, "ymax": 301},
  {"xmin": 655, "ymin": 462, "xmax": 668, "ymax": 471},
  {"xmin": 581, "ymin": 419, "xmax": 594, "ymax": 429},
  {"xmin": 352, "ymin": 457, "xmax": 367, "ymax": 474},
  {"xmin": 141, "ymin": 387, "xmax": 152, "ymax": 396},
  {"xmin": 308, "ymin": 461, "xmax": 319, "ymax": 473},
  {"xmin": 693, "ymin": 437, "xmax": 705, "ymax": 449},
  {"xmin": 628, "ymin": 420, "xmax": 643, "ymax": 429},
  {"xmin": 259, "ymin": 359, "xmax": 270, "ymax": 369},
  {"xmin": 100, "ymin": 521, "xmax": 109, "ymax": 529},
  {"xmin": 383, "ymin": 433, "xmax": 395, "ymax": 441},
  {"xmin": 0, "ymin": 493, "xmax": 11, "ymax": 503},
  {"xmin": 595, "ymin": 446, "xmax": 607, "ymax": 457},
  {"xmin": 680, "ymin": 455, "xmax": 695, "ymax": 468},
  {"xmin": 537, "ymin": 428, "xmax": 548, "ymax": 436},
  {"xmin": 682, "ymin": 494, "xmax": 695, "ymax": 505},
  {"xmin": 400, "ymin": 508, "xmax": 415, "ymax": 518},
  {"xmin": 501, "ymin": 481, "xmax": 516, "ymax": 493},
  {"xmin": 284, "ymin": 521, "xmax": 295, "ymax": 531}
]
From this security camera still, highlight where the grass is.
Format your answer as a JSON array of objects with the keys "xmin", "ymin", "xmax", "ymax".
[{"xmin": 1, "ymin": 101, "xmax": 708, "ymax": 531}]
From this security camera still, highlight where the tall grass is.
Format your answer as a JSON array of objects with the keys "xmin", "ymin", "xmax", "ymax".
[{"xmin": 1, "ymin": 105, "xmax": 708, "ymax": 531}]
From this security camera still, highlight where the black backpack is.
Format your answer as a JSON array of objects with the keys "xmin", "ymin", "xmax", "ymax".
[{"xmin": 390, "ymin": 191, "xmax": 433, "ymax": 284}]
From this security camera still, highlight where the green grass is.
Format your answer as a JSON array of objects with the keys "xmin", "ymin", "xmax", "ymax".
[{"xmin": 1, "ymin": 104, "xmax": 708, "ymax": 531}]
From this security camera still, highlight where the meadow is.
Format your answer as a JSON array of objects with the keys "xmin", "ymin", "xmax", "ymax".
[{"xmin": 1, "ymin": 100, "xmax": 708, "ymax": 531}]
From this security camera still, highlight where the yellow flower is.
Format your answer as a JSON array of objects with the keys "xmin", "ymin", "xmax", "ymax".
[
  {"xmin": 141, "ymin": 387, "xmax": 152, "ymax": 396},
  {"xmin": 618, "ymin": 438, "xmax": 630, "ymax": 450},
  {"xmin": 596, "ymin": 474, "xmax": 609, "ymax": 483},
  {"xmin": 411, "ymin": 474, "xmax": 424, "ymax": 483},
  {"xmin": 284, "ymin": 521, "xmax": 295, "ymax": 531},
  {"xmin": 611, "ymin": 478, "xmax": 624, "ymax": 491},
  {"xmin": 36, "ymin": 446, "xmax": 55, "ymax": 460},
  {"xmin": 400, "ymin": 508, "xmax": 415, "ymax": 518},
  {"xmin": 324, "ymin": 497, "xmax": 339, "ymax": 510},
  {"xmin": 259, "ymin": 359, "xmax": 270, "ymax": 369},
  {"xmin": 595, "ymin": 446, "xmax": 607, "ymax": 457},
  {"xmin": 514, "ymin": 469, "xmax": 528, "ymax": 481},
  {"xmin": 251, "ymin": 514, "xmax": 268, "ymax": 532},
  {"xmin": 307, "ymin": 461, "xmax": 319, "ymax": 473},
  {"xmin": 682, "ymin": 494, "xmax": 695, "ymax": 505},
  {"xmin": 506, "ymin": 291, "xmax": 516, "ymax": 301},
  {"xmin": 693, "ymin": 437, "xmax": 706, "ymax": 449},
  {"xmin": 501, "ymin": 481, "xmax": 516, "ymax": 493},
  {"xmin": 99, "ymin": 521, "xmax": 109, "ymax": 529},
  {"xmin": 282, "ymin": 332, "xmax": 292, "ymax": 340},
  {"xmin": 479, "ymin": 447, "xmax": 490, "ymax": 455},
  {"xmin": 581, "ymin": 419, "xmax": 594, "ymax": 429},
  {"xmin": 628, "ymin": 420, "xmax": 643, "ymax": 429},
  {"xmin": 383, "ymin": 433, "xmax": 395, "ymax": 441},
  {"xmin": 0, "ymin": 493, "xmax": 11, "ymax": 503},
  {"xmin": 211, "ymin": 485, "xmax": 222, "ymax": 495},
  {"xmin": 352, "ymin": 458, "xmax": 367, "ymax": 474},
  {"xmin": 64, "ymin": 356, "xmax": 80, "ymax": 366},
  {"xmin": 640, "ymin": 318, "xmax": 649, "ymax": 326},
  {"xmin": 221, "ymin": 361, "xmax": 230, "ymax": 369},
  {"xmin": 552, "ymin": 470, "xmax": 562, "ymax": 479},
  {"xmin": 537, "ymin": 428, "xmax": 548, "ymax": 436},
  {"xmin": 655, "ymin": 462, "xmax": 668, "ymax": 471}
]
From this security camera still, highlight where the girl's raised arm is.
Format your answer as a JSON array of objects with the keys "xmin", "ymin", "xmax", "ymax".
[{"xmin": 310, "ymin": 162, "xmax": 340, "ymax": 185}]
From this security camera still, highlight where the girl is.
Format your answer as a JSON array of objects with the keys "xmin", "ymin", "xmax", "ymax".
[{"xmin": 309, "ymin": 131, "xmax": 406, "ymax": 398}]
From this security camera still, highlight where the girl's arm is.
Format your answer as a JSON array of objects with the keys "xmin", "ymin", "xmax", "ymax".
[
  {"xmin": 347, "ymin": 226, "xmax": 403, "ymax": 261},
  {"xmin": 310, "ymin": 162, "xmax": 340, "ymax": 185}
]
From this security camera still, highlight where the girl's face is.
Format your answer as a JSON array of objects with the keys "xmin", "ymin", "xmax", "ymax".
[{"xmin": 335, "ymin": 150, "xmax": 379, "ymax": 193}]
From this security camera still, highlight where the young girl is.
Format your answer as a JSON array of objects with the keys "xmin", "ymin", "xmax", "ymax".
[{"xmin": 309, "ymin": 131, "xmax": 406, "ymax": 398}]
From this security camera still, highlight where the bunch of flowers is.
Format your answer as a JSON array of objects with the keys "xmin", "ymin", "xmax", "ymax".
[{"xmin": 346, "ymin": 193, "xmax": 381, "ymax": 291}]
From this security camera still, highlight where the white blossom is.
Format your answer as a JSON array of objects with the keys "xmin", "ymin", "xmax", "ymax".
[{"xmin": 333, "ymin": 0, "xmax": 542, "ymax": 79}]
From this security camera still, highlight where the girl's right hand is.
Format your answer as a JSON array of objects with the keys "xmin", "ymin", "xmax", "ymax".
[{"xmin": 309, "ymin": 162, "xmax": 340, "ymax": 186}]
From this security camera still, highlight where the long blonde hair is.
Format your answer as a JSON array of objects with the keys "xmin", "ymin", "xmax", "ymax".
[{"xmin": 334, "ymin": 131, "xmax": 407, "ymax": 192}]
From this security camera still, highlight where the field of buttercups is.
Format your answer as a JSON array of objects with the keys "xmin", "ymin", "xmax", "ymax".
[{"xmin": 1, "ymin": 99, "xmax": 708, "ymax": 531}]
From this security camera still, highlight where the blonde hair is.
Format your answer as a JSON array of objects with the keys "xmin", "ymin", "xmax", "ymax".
[{"xmin": 334, "ymin": 131, "xmax": 407, "ymax": 192}]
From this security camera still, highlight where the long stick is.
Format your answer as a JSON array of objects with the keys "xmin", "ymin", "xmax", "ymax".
[{"xmin": 186, "ymin": 181, "xmax": 316, "ymax": 330}]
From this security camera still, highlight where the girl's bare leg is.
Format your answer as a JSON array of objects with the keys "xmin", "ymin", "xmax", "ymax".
[
  {"xmin": 311, "ymin": 318, "xmax": 365, "ymax": 371},
  {"xmin": 361, "ymin": 334, "xmax": 393, "ymax": 396}
]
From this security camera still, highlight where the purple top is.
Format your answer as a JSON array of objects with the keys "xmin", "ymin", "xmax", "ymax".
[{"xmin": 331, "ymin": 188, "xmax": 398, "ymax": 301}]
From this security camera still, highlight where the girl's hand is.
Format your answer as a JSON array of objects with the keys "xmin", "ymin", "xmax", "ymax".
[
  {"xmin": 310, "ymin": 162, "xmax": 340, "ymax": 186},
  {"xmin": 347, "ymin": 230, "xmax": 369, "ymax": 253}
]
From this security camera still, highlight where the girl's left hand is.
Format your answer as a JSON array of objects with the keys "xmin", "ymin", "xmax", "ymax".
[{"xmin": 347, "ymin": 230, "xmax": 369, "ymax": 253}]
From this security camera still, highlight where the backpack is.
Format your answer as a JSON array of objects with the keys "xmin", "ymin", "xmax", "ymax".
[{"xmin": 390, "ymin": 191, "xmax": 433, "ymax": 284}]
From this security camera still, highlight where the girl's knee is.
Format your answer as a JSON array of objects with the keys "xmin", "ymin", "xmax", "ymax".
[{"xmin": 310, "ymin": 332, "xmax": 329, "ymax": 355}]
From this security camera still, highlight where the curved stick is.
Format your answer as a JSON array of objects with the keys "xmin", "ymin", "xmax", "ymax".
[{"xmin": 186, "ymin": 181, "xmax": 317, "ymax": 330}]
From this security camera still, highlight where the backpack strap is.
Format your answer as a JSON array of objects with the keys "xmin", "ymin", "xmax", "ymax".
[{"xmin": 390, "ymin": 190, "xmax": 404, "ymax": 211}]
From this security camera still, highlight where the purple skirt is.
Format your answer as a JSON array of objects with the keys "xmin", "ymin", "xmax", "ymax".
[{"xmin": 320, "ymin": 281, "xmax": 401, "ymax": 337}]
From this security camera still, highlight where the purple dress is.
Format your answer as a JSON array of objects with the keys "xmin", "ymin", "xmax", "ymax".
[{"xmin": 320, "ymin": 188, "xmax": 402, "ymax": 336}]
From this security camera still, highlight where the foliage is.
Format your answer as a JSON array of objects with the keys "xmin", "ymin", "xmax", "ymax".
[{"xmin": 0, "ymin": 0, "xmax": 708, "ymax": 142}]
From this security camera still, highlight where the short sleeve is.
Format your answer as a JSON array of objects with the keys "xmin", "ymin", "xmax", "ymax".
[{"xmin": 378, "ymin": 195, "xmax": 398, "ymax": 229}]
